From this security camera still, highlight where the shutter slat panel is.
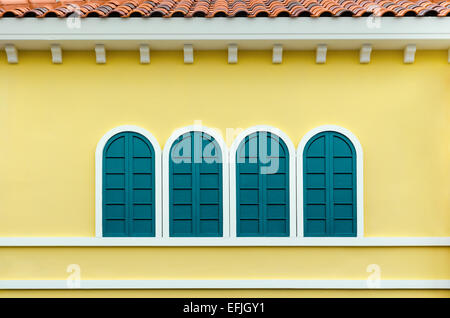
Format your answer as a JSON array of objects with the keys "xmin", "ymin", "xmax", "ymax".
[
  {"xmin": 103, "ymin": 134, "xmax": 127, "ymax": 237},
  {"xmin": 170, "ymin": 133, "xmax": 195, "ymax": 236},
  {"xmin": 331, "ymin": 133, "xmax": 356, "ymax": 236}
]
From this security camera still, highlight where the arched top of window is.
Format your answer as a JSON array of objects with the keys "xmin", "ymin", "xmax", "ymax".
[
  {"xmin": 95, "ymin": 126, "xmax": 162, "ymax": 238},
  {"xmin": 163, "ymin": 126, "xmax": 227, "ymax": 158},
  {"xmin": 230, "ymin": 126, "xmax": 295, "ymax": 163},
  {"xmin": 304, "ymin": 131, "xmax": 356, "ymax": 157},
  {"xmin": 236, "ymin": 131, "xmax": 289, "ymax": 161},
  {"xmin": 169, "ymin": 131, "xmax": 223, "ymax": 164},
  {"xmin": 104, "ymin": 131, "xmax": 154, "ymax": 158},
  {"xmin": 297, "ymin": 125, "xmax": 363, "ymax": 160}
]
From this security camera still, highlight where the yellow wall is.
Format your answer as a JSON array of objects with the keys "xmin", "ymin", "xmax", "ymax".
[{"xmin": 0, "ymin": 50, "xmax": 449, "ymax": 297}]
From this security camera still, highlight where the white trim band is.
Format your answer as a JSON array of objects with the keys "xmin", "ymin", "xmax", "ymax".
[
  {"xmin": 0, "ymin": 237, "xmax": 448, "ymax": 246},
  {"xmin": 1, "ymin": 280, "xmax": 449, "ymax": 290},
  {"xmin": 1, "ymin": 18, "xmax": 449, "ymax": 51}
]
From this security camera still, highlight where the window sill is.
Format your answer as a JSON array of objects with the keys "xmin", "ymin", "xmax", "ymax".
[{"xmin": 0, "ymin": 237, "xmax": 448, "ymax": 247}]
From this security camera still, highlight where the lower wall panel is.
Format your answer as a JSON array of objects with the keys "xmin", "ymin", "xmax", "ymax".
[{"xmin": 0, "ymin": 247, "xmax": 448, "ymax": 280}]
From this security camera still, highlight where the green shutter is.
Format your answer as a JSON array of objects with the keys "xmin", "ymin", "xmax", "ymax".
[
  {"xmin": 303, "ymin": 131, "xmax": 357, "ymax": 237},
  {"xmin": 236, "ymin": 132, "xmax": 290, "ymax": 237},
  {"xmin": 169, "ymin": 131, "xmax": 223, "ymax": 237},
  {"xmin": 103, "ymin": 132, "xmax": 155, "ymax": 237}
]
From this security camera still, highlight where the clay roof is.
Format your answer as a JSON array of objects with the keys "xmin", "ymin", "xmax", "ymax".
[{"xmin": 0, "ymin": 0, "xmax": 449, "ymax": 17}]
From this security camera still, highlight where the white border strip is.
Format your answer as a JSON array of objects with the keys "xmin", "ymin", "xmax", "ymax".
[
  {"xmin": 0, "ymin": 237, "xmax": 448, "ymax": 246},
  {"xmin": 0, "ymin": 18, "xmax": 449, "ymax": 50},
  {"xmin": 1, "ymin": 280, "xmax": 449, "ymax": 290},
  {"xmin": 1, "ymin": 18, "xmax": 450, "ymax": 40}
]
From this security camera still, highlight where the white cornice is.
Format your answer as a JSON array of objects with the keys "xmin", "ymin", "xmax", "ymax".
[{"xmin": 0, "ymin": 18, "xmax": 449, "ymax": 50}]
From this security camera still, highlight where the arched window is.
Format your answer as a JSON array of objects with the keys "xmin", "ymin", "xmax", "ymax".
[
  {"xmin": 163, "ymin": 127, "xmax": 229, "ymax": 237},
  {"xmin": 230, "ymin": 127, "xmax": 296, "ymax": 237},
  {"xmin": 96, "ymin": 126, "xmax": 161, "ymax": 237},
  {"xmin": 299, "ymin": 126, "xmax": 362, "ymax": 237}
]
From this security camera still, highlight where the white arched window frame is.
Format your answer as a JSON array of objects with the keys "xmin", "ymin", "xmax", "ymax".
[
  {"xmin": 297, "ymin": 125, "xmax": 364, "ymax": 238},
  {"xmin": 95, "ymin": 125, "xmax": 162, "ymax": 238},
  {"xmin": 162, "ymin": 126, "xmax": 230, "ymax": 238},
  {"xmin": 229, "ymin": 126, "xmax": 297, "ymax": 238}
]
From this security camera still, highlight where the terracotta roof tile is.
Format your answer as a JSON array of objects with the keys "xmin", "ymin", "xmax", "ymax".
[{"xmin": 0, "ymin": 0, "xmax": 449, "ymax": 17}]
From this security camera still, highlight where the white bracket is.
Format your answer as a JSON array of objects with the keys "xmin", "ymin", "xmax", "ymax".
[
  {"xmin": 5, "ymin": 44, "xmax": 18, "ymax": 64},
  {"xmin": 228, "ymin": 44, "xmax": 238, "ymax": 64},
  {"xmin": 183, "ymin": 44, "xmax": 193, "ymax": 64},
  {"xmin": 404, "ymin": 44, "xmax": 416, "ymax": 64},
  {"xmin": 360, "ymin": 44, "xmax": 372, "ymax": 64},
  {"xmin": 140, "ymin": 44, "xmax": 150, "ymax": 64},
  {"xmin": 272, "ymin": 44, "xmax": 283, "ymax": 64},
  {"xmin": 316, "ymin": 44, "xmax": 327, "ymax": 64},
  {"xmin": 95, "ymin": 44, "xmax": 106, "ymax": 64},
  {"xmin": 51, "ymin": 44, "xmax": 62, "ymax": 64}
]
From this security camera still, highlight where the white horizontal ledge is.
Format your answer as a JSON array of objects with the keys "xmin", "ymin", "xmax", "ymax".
[
  {"xmin": 0, "ymin": 18, "xmax": 449, "ymax": 50},
  {"xmin": 0, "ymin": 237, "xmax": 448, "ymax": 247},
  {"xmin": 0, "ymin": 280, "xmax": 449, "ymax": 290}
]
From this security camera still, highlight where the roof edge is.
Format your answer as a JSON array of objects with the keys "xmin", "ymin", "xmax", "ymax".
[{"xmin": 1, "ymin": 17, "xmax": 449, "ymax": 50}]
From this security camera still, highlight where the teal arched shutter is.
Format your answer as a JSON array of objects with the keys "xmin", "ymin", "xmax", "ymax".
[
  {"xmin": 236, "ymin": 132, "xmax": 290, "ymax": 237},
  {"xmin": 103, "ymin": 132, "xmax": 155, "ymax": 237},
  {"xmin": 303, "ymin": 131, "xmax": 356, "ymax": 237},
  {"xmin": 169, "ymin": 131, "xmax": 223, "ymax": 237}
]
